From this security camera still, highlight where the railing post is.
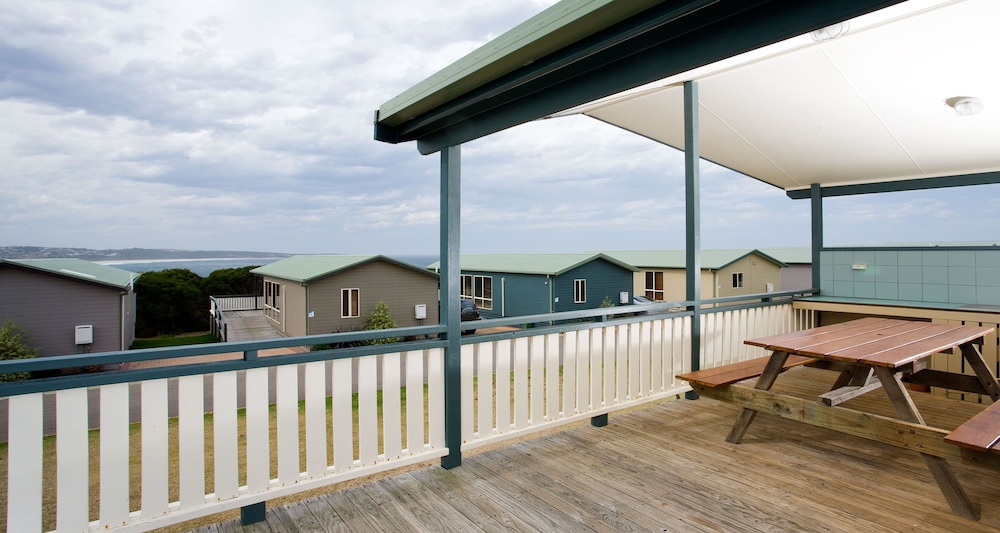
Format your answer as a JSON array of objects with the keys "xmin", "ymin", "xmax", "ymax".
[{"xmin": 241, "ymin": 502, "xmax": 265, "ymax": 525}]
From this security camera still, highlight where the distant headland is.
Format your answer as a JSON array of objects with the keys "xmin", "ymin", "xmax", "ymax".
[{"xmin": 0, "ymin": 246, "xmax": 294, "ymax": 262}]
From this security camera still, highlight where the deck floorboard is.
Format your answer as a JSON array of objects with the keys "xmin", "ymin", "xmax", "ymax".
[{"xmin": 182, "ymin": 366, "xmax": 1000, "ymax": 532}]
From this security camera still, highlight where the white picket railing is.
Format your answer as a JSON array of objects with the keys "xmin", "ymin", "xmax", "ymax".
[
  {"xmin": 459, "ymin": 304, "xmax": 815, "ymax": 451},
  {"xmin": 5, "ymin": 349, "xmax": 447, "ymax": 532},
  {"xmin": 2, "ymin": 301, "xmax": 812, "ymax": 532}
]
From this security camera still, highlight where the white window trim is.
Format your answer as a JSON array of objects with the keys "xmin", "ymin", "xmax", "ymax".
[
  {"xmin": 341, "ymin": 288, "xmax": 360, "ymax": 318},
  {"xmin": 461, "ymin": 274, "xmax": 493, "ymax": 310},
  {"xmin": 574, "ymin": 278, "xmax": 587, "ymax": 304}
]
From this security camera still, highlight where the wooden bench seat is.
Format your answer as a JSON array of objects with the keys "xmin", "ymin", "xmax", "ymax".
[
  {"xmin": 945, "ymin": 400, "xmax": 1000, "ymax": 454},
  {"xmin": 676, "ymin": 355, "xmax": 816, "ymax": 387}
]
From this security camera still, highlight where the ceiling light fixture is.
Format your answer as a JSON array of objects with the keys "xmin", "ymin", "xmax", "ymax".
[
  {"xmin": 810, "ymin": 22, "xmax": 850, "ymax": 41},
  {"xmin": 947, "ymin": 96, "xmax": 984, "ymax": 116}
]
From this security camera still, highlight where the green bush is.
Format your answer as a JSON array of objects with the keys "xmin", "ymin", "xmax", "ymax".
[
  {"xmin": 0, "ymin": 319, "xmax": 38, "ymax": 381},
  {"xmin": 363, "ymin": 300, "xmax": 399, "ymax": 345},
  {"xmin": 134, "ymin": 269, "xmax": 208, "ymax": 337}
]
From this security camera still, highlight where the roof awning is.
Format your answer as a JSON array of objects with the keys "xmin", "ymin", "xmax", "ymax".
[
  {"xmin": 374, "ymin": 0, "xmax": 1000, "ymax": 195},
  {"xmin": 555, "ymin": 0, "xmax": 1000, "ymax": 195}
]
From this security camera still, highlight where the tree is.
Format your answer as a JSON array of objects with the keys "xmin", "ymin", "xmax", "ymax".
[
  {"xmin": 0, "ymin": 319, "xmax": 37, "ymax": 382},
  {"xmin": 363, "ymin": 300, "xmax": 399, "ymax": 345},
  {"xmin": 202, "ymin": 266, "xmax": 260, "ymax": 296},
  {"xmin": 135, "ymin": 269, "xmax": 208, "ymax": 337}
]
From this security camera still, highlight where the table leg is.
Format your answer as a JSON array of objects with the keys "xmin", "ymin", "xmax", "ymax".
[
  {"xmin": 831, "ymin": 364, "xmax": 873, "ymax": 390},
  {"xmin": 960, "ymin": 342, "xmax": 1000, "ymax": 401},
  {"xmin": 726, "ymin": 350, "xmax": 789, "ymax": 444},
  {"xmin": 873, "ymin": 366, "xmax": 978, "ymax": 520}
]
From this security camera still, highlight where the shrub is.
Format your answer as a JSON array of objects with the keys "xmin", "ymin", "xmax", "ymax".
[
  {"xmin": 0, "ymin": 319, "xmax": 38, "ymax": 381},
  {"xmin": 363, "ymin": 300, "xmax": 399, "ymax": 345}
]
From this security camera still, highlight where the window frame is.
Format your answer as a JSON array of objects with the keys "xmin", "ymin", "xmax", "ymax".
[
  {"xmin": 460, "ymin": 274, "xmax": 493, "ymax": 310},
  {"xmin": 644, "ymin": 270, "xmax": 665, "ymax": 300},
  {"xmin": 341, "ymin": 288, "xmax": 360, "ymax": 318},
  {"xmin": 732, "ymin": 272, "xmax": 744, "ymax": 289},
  {"xmin": 574, "ymin": 278, "xmax": 587, "ymax": 304}
]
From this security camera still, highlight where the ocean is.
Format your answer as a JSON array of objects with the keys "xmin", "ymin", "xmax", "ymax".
[{"xmin": 99, "ymin": 255, "xmax": 439, "ymax": 277}]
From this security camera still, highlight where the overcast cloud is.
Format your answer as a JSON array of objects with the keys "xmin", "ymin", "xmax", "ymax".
[{"xmin": 2, "ymin": 1, "xmax": 997, "ymax": 256}]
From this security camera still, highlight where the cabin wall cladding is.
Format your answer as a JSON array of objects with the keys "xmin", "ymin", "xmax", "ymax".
[{"xmin": 820, "ymin": 248, "xmax": 1000, "ymax": 306}]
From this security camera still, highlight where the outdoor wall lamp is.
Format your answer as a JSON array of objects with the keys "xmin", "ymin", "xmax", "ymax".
[
  {"xmin": 947, "ymin": 96, "xmax": 984, "ymax": 116},
  {"xmin": 810, "ymin": 22, "xmax": 850, "ymax": 41}
]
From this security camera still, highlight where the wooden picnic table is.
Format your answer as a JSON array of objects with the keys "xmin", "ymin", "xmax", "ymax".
[{"xmin": 680, "ymin": 317, "xmax": 1000, "ymax": 520}]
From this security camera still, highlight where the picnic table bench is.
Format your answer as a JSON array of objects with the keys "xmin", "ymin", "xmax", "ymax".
[
  {"xmin": 677, "ymin": 317, "xmax": 1000, "ymax": 520},
  {"xmin": 946, "ymin": 400, "xmax": 1000, "ymax": 454}
]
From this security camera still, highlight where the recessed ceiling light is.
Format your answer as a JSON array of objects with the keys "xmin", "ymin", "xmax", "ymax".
[
  {"xmin": 946, "ymin": 96, "xmax": 984, "ymax": 116},
  {"xmin": 810, "ymin": 22, "xmax": 850, "ymax": 42}
]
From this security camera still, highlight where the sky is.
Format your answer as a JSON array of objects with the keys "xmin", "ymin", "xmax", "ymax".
[{"xmin": 2, "ymin": 0, "xmax": 998, "ymax": 256}]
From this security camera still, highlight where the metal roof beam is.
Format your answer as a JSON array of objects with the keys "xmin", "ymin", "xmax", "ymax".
[{"xmin": 786, "ymin": 171, "xmax": 1000, "ymax": 199}]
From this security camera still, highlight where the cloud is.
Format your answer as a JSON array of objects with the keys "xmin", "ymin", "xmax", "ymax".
[{"xmin": 1, "ymin": 0, "xmax": 997, "ymax": 256}]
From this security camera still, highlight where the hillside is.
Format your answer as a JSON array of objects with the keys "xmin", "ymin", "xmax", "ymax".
[{"xmin": 0, "ymin": 246, "xmax": 292, "ymax": 261}]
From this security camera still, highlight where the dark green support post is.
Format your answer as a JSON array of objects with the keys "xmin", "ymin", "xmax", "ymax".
[
  {"xmin": 811, "ymin": 183, "xmax": 823, "ymax": 291},
  {"xmin": 591, "ymin": 414, "xmax": 609, "ymax": 427},
  {"xmin": 241, "ymin": 502, "xmax": 265, "ymax": 525},
  {"xmin": 440, "ymin": 144, "xmax": 463, "ymax": 470},
  {"xmin": 683, "ymin": 80, "xmax": 702, "ymax": 401}
]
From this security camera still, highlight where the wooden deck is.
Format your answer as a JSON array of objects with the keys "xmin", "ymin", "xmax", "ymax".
[{"xmin": 183, "ymin": 366, "xmax": 1000, "ymax": 532}]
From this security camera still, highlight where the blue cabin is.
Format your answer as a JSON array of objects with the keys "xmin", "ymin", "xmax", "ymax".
[{"xmin": 430, "ymin": 253, "xmax": 638, "ymax": 319}]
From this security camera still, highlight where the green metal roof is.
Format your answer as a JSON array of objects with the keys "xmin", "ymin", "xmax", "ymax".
[
  {"xmin": 602, "ymin": 249, "xmax": 786, "ymax": 270},
  {"xmin": 428, "ymin": 253, "xmax": 637, "ymax": 276},
  {"xmin": 758, "ymin": 247, "xmax": 812, "ymax": 265},
  {"xmin": 375, "ymin": 0, "xmax": 662, "ymax": 131},
  {"xmin": 251, "ymin": 255, "xmax": 438, "ymax": 283},
  {"xmin": 2, "ymin": 258, "xmax": 139, "ymax": 289}
]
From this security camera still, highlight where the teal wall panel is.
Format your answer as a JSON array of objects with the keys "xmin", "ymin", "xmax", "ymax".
[{"xmin": 820, "ymin": 247, "xmax": 1000, "ymax": 306}]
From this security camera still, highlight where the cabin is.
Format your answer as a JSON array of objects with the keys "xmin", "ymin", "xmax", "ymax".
[
  {"xmin": 604, "ymin": 249, "xmax": 786, "ymax": 302},
  {"xmin": 760, "ymin": 247, "xmax": 813, "ymax": 291},
  {"xmin": 429, "ymin": 253, "xmax": 637, "ymax": 318},
  {"xmin": 0, "ymin": 258, "xmax": 139, "ymax": 356},
  {"xmin": 251, "ymin": 255, "xmax": 440, "ymax": 336}
]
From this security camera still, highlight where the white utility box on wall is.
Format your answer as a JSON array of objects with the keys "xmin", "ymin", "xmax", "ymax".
[
  {"xmin": 414, "ymin": 304, "xmax": 427, "ymax": 320},
  {"xmin": 75, "ymin": 325, "xmax": 94, "ymax": 345}
]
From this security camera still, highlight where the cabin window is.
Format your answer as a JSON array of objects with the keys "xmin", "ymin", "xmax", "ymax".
[
  {"xmin": 263, "ymin": 280, "xmax": 282, "ymax": 323},
  {"xmin": 645, "ymin": 271, "xmax": 664, "ymax": 300},
  {"xmin": 574, "ymin": 279, "xmax": 587, "ymax": 303},
  {"xmin": 341, "ymin": 288, "xmax": 360, "ymax": 317},
  {"xmin": 732, "ymin": 272, "xmax": 744, "ymax": 288},
  {"xmin": 461, "ymin": 274, "xmax": 493, "ymax": 310}
]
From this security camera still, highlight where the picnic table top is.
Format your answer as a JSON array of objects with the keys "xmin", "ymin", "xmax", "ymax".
[{"xmin": 744, "ymin": 317, "xmax": 993, "ymax": 368}]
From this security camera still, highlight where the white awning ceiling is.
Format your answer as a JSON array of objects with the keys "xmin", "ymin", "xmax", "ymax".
[{"xmin": 554, "ymin": 0, "xmax": 1000, "ymax": 194}]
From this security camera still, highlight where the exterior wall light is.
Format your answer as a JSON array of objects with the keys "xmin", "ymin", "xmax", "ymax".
[
  {"xmin": 947, "ymin": 96, "xmax": 984, "ymax": 116},
  {"xmin": 810, "ymin": 22, "xmax": 850, "ymax": 41}
]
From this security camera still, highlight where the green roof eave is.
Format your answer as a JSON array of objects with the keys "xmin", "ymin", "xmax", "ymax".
[
  {"xmin": 428, "ymin": 253, "xmax": 638, "ymax": 276},
  {"xmin": 373, "ymin": 0, "xmax": 901, "ymax": 153},
  {"xmin": 375, "ymin": 0, "xmax": 663, "ymax": 131},
  {"xmin": 251, "ymin": 255, "xmax": 439, "ymax": 283},
  {"xmin": 2, "ymin": 258, "xmax": 139, "ymax": 289},
  {"xmin": 602, "ymin": 249, "xmax": 787, "ymax": 270}
]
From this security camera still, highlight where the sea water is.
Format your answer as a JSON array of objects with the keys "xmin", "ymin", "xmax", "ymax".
[{"xmin": 100, "ymin": 255, "xmax": 438, "ymax": 277}]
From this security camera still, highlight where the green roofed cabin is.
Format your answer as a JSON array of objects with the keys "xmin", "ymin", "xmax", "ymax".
[
  {"xmin": 250, "ymin": 255, "xmax": 440, "ymax": 337},
  {"xmin": 603, "ymin": 249, "xmax": 787, "ymax": 302},
  {"xmin": 428, "ymin": 253, "xmax": 637, "ymax": 318},
  {"xmin": 0, "ymin": 258, "xmax": 140, "ymax": 357}
]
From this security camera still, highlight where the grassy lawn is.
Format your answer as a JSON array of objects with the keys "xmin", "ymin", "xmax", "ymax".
[{"xmin": 131, "ymin": 332, "xmax": 219, "ymax": 349}]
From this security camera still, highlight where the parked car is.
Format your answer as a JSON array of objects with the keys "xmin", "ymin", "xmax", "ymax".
[{"xmin": 461, "ymin": 299, "xmax": 481, "ymax": 334}]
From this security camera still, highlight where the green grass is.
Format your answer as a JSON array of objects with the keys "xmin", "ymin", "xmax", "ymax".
[{"xmin": 131, "ymin": 332, "xmax": 219, "ymax": 349}]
